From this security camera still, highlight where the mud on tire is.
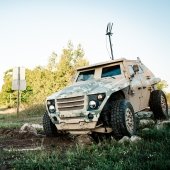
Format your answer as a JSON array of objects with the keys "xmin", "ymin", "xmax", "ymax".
[
  {"xmin": 149, "ymin": 90, "xmax": 168, "ymax": 120},
  {"xmin": 43, "ymin": 112, "xmax": 58, "ymax": 137},
  {"xmin": 111, "ymin": 100, "xmax": 136, "ymax": 139}
]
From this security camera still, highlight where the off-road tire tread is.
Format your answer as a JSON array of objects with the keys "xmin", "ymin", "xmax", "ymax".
[
  {"xmin": 150, "ymin": 90, "xmax": 168, "ymax": 120},
  {"xmin": 43, "ymin": 112, "xmax": 58, "ymax": 137},
  {"xmin": 110, "ymin": 100, "xmax": 136, "ymax": 139}
]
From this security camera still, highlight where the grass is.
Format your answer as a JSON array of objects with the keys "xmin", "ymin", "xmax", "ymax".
[
  {"xmin": 0, "ymin": 104, "xmax": 45, "ymax": 129},
  {"xmin": 0, "ymin": 127, "xmax": 169, "ymax": 170},
  {"xmin": 0, "ymin": 105, "xmax": 170, "ymax": 169}
]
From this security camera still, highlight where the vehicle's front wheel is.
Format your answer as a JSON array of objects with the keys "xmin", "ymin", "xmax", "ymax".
[
  {"xmin": 110, "ymin": 100, "xmax": 136, "ymax": 139},
  {"xmin": 149, "ymin": 90, "xmax": 169, "ymax": 120},
  {"xmin": 43, "ymin": 112, "xmax": 58, "ymax": 137}
]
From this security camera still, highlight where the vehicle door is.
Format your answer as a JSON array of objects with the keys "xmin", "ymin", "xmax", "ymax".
[
  {"xmin": 137, "ymin": 65, "xmax": 152, "ymax": 110},
  {"xmin": 128, "ymin": 64, "xmax": 143, "ymax": 112}
]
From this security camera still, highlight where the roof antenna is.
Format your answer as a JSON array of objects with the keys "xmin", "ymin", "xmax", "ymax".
[{"xmin": 106, "ymin": 22, "xmax": 114, "ymax": 60}]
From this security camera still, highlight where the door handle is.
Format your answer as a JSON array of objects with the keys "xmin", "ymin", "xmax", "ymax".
[
  {"xmin": 138, "ymin": 87, "xmax": 142, "ymax": 90},
  {"xmin": 143, "ymin": 86, "xmax": 146, "ymax": 89}
]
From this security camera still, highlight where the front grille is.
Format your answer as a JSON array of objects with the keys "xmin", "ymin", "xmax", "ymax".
[{"xmin": 57, "ymin": 96, "xmax": 84, "ymax": 111}]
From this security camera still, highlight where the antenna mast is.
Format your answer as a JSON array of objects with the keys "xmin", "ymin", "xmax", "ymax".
[{"xmin": 106, "ymin": 22, "xmax": 114, "ymax": 60}]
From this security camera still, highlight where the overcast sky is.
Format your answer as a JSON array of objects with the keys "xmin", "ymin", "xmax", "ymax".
[{"xmin": 0, "ymin": 0, "xmax": 170, "ymax": 91}]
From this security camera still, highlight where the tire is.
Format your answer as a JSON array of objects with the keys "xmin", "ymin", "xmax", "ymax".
[
  {"xmin": 43, "ymin": 112, "xmax": 58, "ymax": 137},
  {"xmin": 110, "ymin": 100, "xmax": 136, "ymax": 139},
  {"xmin": 149, "ymin": 90, "xmax": 168, "ymax": 120}
]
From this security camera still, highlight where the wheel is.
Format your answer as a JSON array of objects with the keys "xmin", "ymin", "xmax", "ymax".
[
  {"xmin": 149, "ymin": 90, "xmax": 168, "ymax": 120},
  {"xmin": 43, "ymin": 112, "xmax": 58, "ymax": 137},
  {"xmin": 110, "ymin": 100, "xmax": 136, "ymax": 139}
]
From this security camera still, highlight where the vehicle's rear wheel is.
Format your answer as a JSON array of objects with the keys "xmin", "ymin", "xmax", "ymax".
[
  {"xmin": 43, "ymin": 112, "xmax": 58, "ymax": 137},
  {"xmin": 149, "ymin": 90, "xmax": 168, "ymax": 120},
  {"xmin": 110, "ymin": 100, "xmax": 136, "ymax": 139}
]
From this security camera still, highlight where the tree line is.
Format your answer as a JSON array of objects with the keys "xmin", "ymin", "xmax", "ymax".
[{"xmin": 0, "ymin": 41, "xmax": 89, "ymax": 107}]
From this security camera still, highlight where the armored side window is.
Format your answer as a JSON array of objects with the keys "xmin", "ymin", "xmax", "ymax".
[
  {"xmin": 101, "ymin": 65, "xmax": 121, "ymax": 78},
  {"xmin": 128, "ymin": 65, "xmax": 134, "ymax": 76},
  {"xmin": 138, "ymin": 65, "xmax": 144, "ymax": 74},
  {"xmin": 76, "ymin": 70, "xmax": 95, "ymax": 82},
  {"xmin": 129, "ymin": 64, "xmax": 143, "ymax": 75}
]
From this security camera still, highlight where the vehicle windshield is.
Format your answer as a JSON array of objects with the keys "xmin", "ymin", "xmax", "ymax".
[
  {"xmin": 76, "ymin": 70, "xmax": 95, "ymax": 82},
  {"xmin": 101, "ymin": 65, "xmax": 121, "ymax": 78}
]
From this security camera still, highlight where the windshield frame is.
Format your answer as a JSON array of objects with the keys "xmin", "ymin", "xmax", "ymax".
[
  {"xmin": 101, "ymin": 64, "xmax": 121, "ymax": 78},
  {"xmin": 75, "ymin": 62, "xmax": 124, "ymax": 82},
  {"xmin": 76, "ymin": 69, "xmax": 95, "ymax": 82}
]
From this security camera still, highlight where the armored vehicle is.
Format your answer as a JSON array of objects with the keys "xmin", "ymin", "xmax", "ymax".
[{"xmin": 43, "ymin": 57, "xmax": 168, "ymax": 139}]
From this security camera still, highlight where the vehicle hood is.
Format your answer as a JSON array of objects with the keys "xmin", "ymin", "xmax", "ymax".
[{"xmin": 47, "ymin": 77, "xmax": 129, "ymax": 99}]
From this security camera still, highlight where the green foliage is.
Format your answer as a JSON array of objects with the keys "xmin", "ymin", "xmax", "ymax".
[
  {"xmin": 0, "ymin": 116, "xmax": 42, "ymax": 129},
  {"xmin": 0, "ymin": 104, "xmax": 44, "ymax": 129},
  {"xmin": 56, "ymin": 41, "xmax": 88, "ymax": 90},
  {"xmin": 157, "ymin": 80, "xmax": 168, "ymax": 90},
  {"xmin": 0, "ymin": 41, "xmax": 88, "ymax": 106},
  {"xmin": 12, "ymin": 128, "xmax": 170, "ymax": 170},
  {"xmin": 0, "ymin": 150, "xmax": 19, "ymax": 168},
  {"xmin": 167, "ymin": 93, "xmax": 170, "ymax": 105},
  {"xmin": 47, "ymin": 52, "xmax": 57, "ymax": 71},
  {"xmin": 20, "ymin": 104, "xmax": 46, "ymax": 117},
  {"xmin": 0, "ymin": 69, "xmax": 13, "ymax": 106}
]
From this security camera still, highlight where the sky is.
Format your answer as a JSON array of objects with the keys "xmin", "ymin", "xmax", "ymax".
[{"xmin": 0, "ymin": 0, "xmax": 170, "ymax": 92}]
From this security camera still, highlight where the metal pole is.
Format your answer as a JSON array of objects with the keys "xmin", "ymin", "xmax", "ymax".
[
  {"xmin": 17, "ymin": 67, "xmax": 20, "ymax": 117},
  {"xmin": 108, "ymin": 34, "xmax": 114, "ymax": 60},
  {"xmin": 106, "ymin": 22, "xmax": 114, "ymax": 60}
]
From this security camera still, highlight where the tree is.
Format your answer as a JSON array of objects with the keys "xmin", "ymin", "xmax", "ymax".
[
  {"xmin": 0, "ymin": 69, "xmax": 14, "ymax": 106},
  {"xmin": 55, "ymin": 41, "xmax": 88, "ymax": 90},
  {"xmin": 47, "ymin": 52, "xmax": 58, "ymax": 71},
  {"xmin": 0, "ymin": 41, "xmax": 89, "ymax": 106},
  {"xmin": 157, "ymin": 80, "xmax": 168, "ymax": 90}
]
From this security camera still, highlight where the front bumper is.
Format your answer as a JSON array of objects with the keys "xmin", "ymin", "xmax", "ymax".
[
  {"xmin": 55, "ymin": 121, "xmax": 97, "ymax": 134},
  {"xmin": 49, "ymin": 110, "xmax": 100, "ymax": 134}
]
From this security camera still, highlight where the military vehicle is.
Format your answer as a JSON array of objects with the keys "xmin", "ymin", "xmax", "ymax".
[{"xmin": 43, "ymin": 57, "xmax": 169, "ymax": 139}]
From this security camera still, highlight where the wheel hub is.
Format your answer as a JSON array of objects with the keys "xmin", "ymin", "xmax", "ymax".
[
  {"xmin": 161, "ymin": 95, "xmax": 167, "ymax": 113},
  {"xmin": 125, "ymin": 108, "xmax": 134, "ymax": 134}
]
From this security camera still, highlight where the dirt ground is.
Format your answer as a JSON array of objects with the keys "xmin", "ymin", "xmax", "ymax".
[
  {"xmin": 0, "ymin": 128, "xmax": 76, "ymax": 151},
  {"xmin": 0, "ymin": 108, "xmax": 16, "ymax": 114},
  {"xmin": 0, "ymin": 107, "xmax": 169, "ymax": 151},
  {"xmin": 0, "ymin": 128, "xmax": 80, "ymax": 170},
  {"xmin": 0, "ymin": 107, "xmax": 76, "ymax": 151},
  {"xmin": 0, "ymin": 107, "xmax": 93, "ymax": 152}
]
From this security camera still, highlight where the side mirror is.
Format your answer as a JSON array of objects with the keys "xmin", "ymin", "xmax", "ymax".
[{"xmin": 133, "ymin": 64, "xmax": 139, "ymax": 73}]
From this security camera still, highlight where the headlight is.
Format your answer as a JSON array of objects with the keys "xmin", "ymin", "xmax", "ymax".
[
  {"xmin": 89, "ymin": 100, "xmax": 97, "ymax": 109},
  {"xmin": 88, "ymin": 93, "xmax": 105, "ymax": 110},
  {"xmin": 47, "ymin": 99, "xmax": 56, "ymax": 113},
  {"xmin": 49, "ymin": 105, "xmax": 56, "ymax": 113},
  {"xmin": 97, "ymin": 94, "xmax": 105, "ymax": 100},
  {"xmin": 47, "ymin": 100, "xmax": 51, "ymax": 105}
]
